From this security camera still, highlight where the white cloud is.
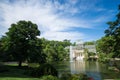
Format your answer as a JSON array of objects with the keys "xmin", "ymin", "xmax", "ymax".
[
  {"xmin": 40, "ymin": 31, "xmax": 84, "ymax": 42},
  {"xmin": 0, "ymin": 0, "xmax": 90, "ymax": 41},
  {"xmin": 0, "ymin": 0, "xmax": 114, "ymax": 41}
]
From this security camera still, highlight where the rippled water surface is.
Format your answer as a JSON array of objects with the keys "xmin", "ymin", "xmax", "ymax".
[{"xmin": 52, "ymin": 61, "xmax": 120, "ymax": 80}]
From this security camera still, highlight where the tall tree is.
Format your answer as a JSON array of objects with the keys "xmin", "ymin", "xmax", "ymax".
[
  {"xmin": 105, "ymin": 5, "xmax": 120, "ymax": 57},
  {"xmin": 41, "ymin": 38, "xmax": 70, "ymax": 62},
  {"xmin": 5, "ymin": 20, "xmax": 40, "ymax": 67},
  {"xmin": 27, "ymin": 38, "xmax": 46, "ymax": 64},
  {"xmin": 96, "ymin": 36, "xmax": 114, "ymax": 54}
]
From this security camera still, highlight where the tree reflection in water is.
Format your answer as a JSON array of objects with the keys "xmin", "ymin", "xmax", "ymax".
[{"xmin": 70, "ymin": 61, "xmax": 101, "ymax": 80}]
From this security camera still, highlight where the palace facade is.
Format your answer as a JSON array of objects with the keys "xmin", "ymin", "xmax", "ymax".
[{"xmin": 70, "ymin": 40, "xmax": 96, "ymax": 62}]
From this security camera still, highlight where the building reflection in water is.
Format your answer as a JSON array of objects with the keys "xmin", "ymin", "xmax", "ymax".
[
  {"xmin": 70, "ymin": 61, "xmax": 86, "ymax": 74},
  {"xmin": 70, "ymin": 61, "xmax": 101, "ymax": 80},
  {"xmin": 70, "ymin": 61, "xmax": 100, "ymax": 73}
]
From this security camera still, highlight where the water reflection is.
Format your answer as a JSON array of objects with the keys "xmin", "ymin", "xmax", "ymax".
[
  {"xmin": 70, "ymin": 61, "xmax": 85, "ymax": 74},
  {"xmin": 70, "ymin": 61, "xmax": 101, "ymax": 80},
  {"xmin": 54, "ymin": 61, "xmax": 120, "ymax": 80}
]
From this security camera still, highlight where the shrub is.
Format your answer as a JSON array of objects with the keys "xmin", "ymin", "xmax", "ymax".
[
  {"xmin": 28, "ymin": 63, "xmax": 58, "ymax": 77},
  {"xmin": 72, "ymin": 74, "xmax": 88, "ymax": 80},
  {"xmin": 39, "ymin": 63, "xmax": 58, "ymax": 76},
  {"xmin": 60, "ymin": 72, "xmax": 71, "ymax": 80},
  {"xmin": 40, "ymin": 75, "xmax": 59, "ymax": 80},
  {"xmin": 60, "ymin": 73, "xmax": 89, "ymax": 80},
  {"xmin": 0, "ymin": 65, "xmax": 9, "ymax": 72}
]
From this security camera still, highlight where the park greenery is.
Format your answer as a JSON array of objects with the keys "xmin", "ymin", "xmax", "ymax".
[
  {"xmin": 96, "ymin": 5, "xmax": 120, "ymax": 62},
  {"xmin": 0, "ymin": 20, "xmax": 88, "ymax": 80},
  {"xmin": 0, "ymin": 4, "xmax": 120, "ymax": 80},
  {"xmin": 0, "ymin": 21, "xmax": 71, "ymax": 67},
  {"xmin": 41, "ymin": 38, "xmax": 71, "ymax": 62},
  {"xmin": 84, "ymin": 41, "xmax": 95, "ymax": 45}
]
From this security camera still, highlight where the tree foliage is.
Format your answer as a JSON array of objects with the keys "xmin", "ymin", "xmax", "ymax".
[
  {"xmin": 84, "ymin": 41, "xmax": 95, "ymax": 45},
  {"xmin": 104, "ymin": 5, "xmax": 120, "ymax": 57},
  {"xmin": 0, "ymin": 36, "xmax": 11, "ymax": 61},
  {"xmin": 41, "ymin": 38, "xmax": 70, "ymax": 62},
  {"xmin": 96, "ymin": 36, "xmax": 114, "ymax": 55},
  {"xmin": 1, "ymin": 20, "xmax": 42, "ymax": 67},
  {"xmin": 0, "ymin": 20, "xmax": 71, "ymax": 66}
]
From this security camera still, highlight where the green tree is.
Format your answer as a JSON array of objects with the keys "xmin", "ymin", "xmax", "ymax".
[
  {"xmin": 0, "ymin": 37, "xmax": 7, "ymax": 61},
  {"xmin": 28, "ymin": 38, "xmax": 46, "ymax": 64},
  {"xmin": 96, "ymin": 36, "xmax": 114, "ymax": 54},
  {"xmin": 105, "ymin": 5, "xmax": 120, "ymax": 57},
  {"xmin": 4, "ymin": 20, "xmax": 40, "ymax": 67},
  {"xmin": 62, "ymin": 39, "xmax": 71, "ymax": 47},
  {"xmin": 41, "ymin": 38, "xmax": 70, "ymax": 62},
  {"xmin": 84, "ymin": 41, "xmax": 95, "ymax": 45},
  {"xmin": 0, "ymin": 36, "xmax": 14, "ymax": 61}
]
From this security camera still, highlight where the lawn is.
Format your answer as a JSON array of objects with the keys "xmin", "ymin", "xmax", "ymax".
[
  {"xmin": 0, "ymin": 62, "xmax": 120, "ymax": 80},
  {"xmin": 0, "ymin": 78, "xmax": 40, "ymax": 80},
  {"xmin": 0, "ymin": 62, "xmax": 40, "ymax": 80}
]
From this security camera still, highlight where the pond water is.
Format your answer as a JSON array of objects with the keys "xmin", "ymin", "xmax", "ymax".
[{"xmin": 52, "ymin": 61, "xmax": 120, "ymax": 80}]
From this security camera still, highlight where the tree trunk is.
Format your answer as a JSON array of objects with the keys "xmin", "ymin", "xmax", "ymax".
[{"xmin": 18, "ymin": 61, "xmax": 22, "ymax": 67}]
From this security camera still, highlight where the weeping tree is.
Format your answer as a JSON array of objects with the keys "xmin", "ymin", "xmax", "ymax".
[{"xmin": 4, "ymin": 20, "xmax": 41, "ymax": 67}]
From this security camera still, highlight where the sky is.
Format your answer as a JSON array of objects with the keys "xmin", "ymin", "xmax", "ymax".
[{"xmin": 0, "ymin": 0, "xmax": 120, "ymax": 42}]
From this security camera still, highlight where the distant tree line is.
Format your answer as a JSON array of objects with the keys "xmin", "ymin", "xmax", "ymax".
[
  {"xmin": 41, "ymin": 38, "xmax": 71, "ymax": 62},
  {"xmin": 84, "ymin": 41, "xmax": 95, "ymax": 45}
]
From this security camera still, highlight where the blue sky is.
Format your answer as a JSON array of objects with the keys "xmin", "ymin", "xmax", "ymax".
[{"xmin": 0, "ymin": 0, "xmax": 120, "ymax": 42}]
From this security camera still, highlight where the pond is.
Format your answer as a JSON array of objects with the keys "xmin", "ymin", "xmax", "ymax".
[{"xmin": 52, "ymin": 61, "xmax": 120, "ymax": 80}]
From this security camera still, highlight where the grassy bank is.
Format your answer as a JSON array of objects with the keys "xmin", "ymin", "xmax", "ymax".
[
  {"xmin": 0, "ymin": 62, "xmax": 40, "ymax": 80},
  {"xmin": 0, "ymin": 78, "xmax": 40, "ymax": 80},
  {"xmin": 0, "ymin": 61, "xmax": 120, "ymax": 80}
]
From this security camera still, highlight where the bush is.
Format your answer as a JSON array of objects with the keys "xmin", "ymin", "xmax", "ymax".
[
  {"xmin": 40, "ymin": 75, "xmax": 59, "ymax": 80},
  {"xmin": 39, "ymin": 63, "xmax": 58, "ymax": 76},
  {"xmin": 60, "ymin": 72, "xmax": 71, "ymax": 80},
  {"xmin": 71, "ymin": 74, "xmax": 88, "ymax": 80},
  {"xmin": 60, "ymin": 73, "xmax": 89, "ymax": 80},
  {"xmin": 26, "ymin": 68, "xmax": 39, "ymax": 77},
  {"xmin": 0, "ymin": 65, "xmax": 9, "ymax": 72},
  {"xmin": 98, "ymin": 53, "xmax": 109, "ymax": 63},
  {"xmin": 28, "ymin": 63, "xmax": 58, "ymax": 77}
]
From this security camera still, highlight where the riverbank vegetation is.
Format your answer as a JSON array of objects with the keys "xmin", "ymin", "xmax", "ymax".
[
  {"xmin": 0, "ymin": 4, "xmax": 120, "ymax": 80},
  {"xmin": 0, "ymin": 20, "xmax": 90, "ymax": 80},
  {"xmin": 0, "ymin": 62, "xmax": 91, "ymax": 80},
  {"xmin": 96, "ymin": 5, "xmax": 120, "ymax": 73},
  {"xmin": 0, "ymin": 21, "xmax": 71, "ymax": 66},
  {"xmin": 96, "ymin": 5, "xmax": 120, "ymax": 60}
]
